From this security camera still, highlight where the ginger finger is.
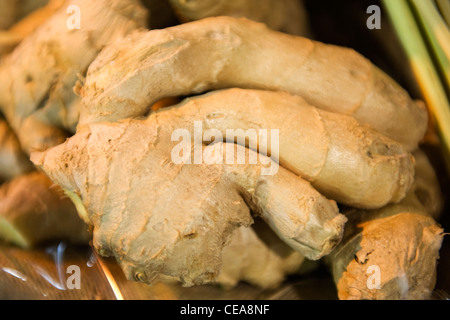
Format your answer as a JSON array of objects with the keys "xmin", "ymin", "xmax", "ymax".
[
  {"xmin": 169, "ymin": 0, "xmax": 311, "ymax": 36},
  {"xmin": 31, "ymin": 116, "xmax": 346, "ymax": 286},
  {"xmin": 79, "ymin": 16, "xmax": 427, "ymax": 151},
  {"xmin": 222, "ymin": 144, "xmax": 346, "ymax": 258},
  {"xmin": 0, "ymin": 118, "xmax": 34, "ymax": 182},
  {"xmin": 0, "ymin": 0, "xmax": 148, "ymax": 154},
  {"xmin": 217, "ymin": 219, "xmax": 305, "ymax": 289},
  {"xmin": 0, "ymin": 171, "xmax": 90, "ymax": 248},
  {"xmin": 326, "ymin": 150, "xmax": 444, "ymax": 300},
  {"xmin": 153, "ymin": 88, "xmax": 414, "ymax": 209}
]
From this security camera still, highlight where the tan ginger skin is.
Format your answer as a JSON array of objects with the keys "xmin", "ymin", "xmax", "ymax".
[
  {"xmin": 151, "ymin": 89, "xmax": 415, "ymax": 209},
  {"xmin": 0, "ymin": 0, "xmax": 149, "ymax": 154},
  {"xmin": 327, "ymin": 150, "xmax": 444, "ymax": 300},
  {"xmin": 0, "ymin": 8, "xmax": 436, "ymax": 295},
  {"xmin": 33, "ymin": 88, "xmax": 420, "ymax": 286},
  {"xmin": 79, "ymin": 16, "xmax": 427, "ymax": 152},
  {"xmin": 0, "ymin": 0, "xmax": 442, "ymax": 299},
  {"xmin": 31, "ymin": 90, "xmax": 358, "ymax": 286},
  {"xmin": 33, "ymin": 139, "xmax": 346, "ymax": 286}
]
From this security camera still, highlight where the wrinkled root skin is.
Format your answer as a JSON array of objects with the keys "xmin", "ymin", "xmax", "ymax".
[
  {"xmin": 32, "ymin": 113, "xmax": 346, "ymax": 286},
  {"xmin": 0, "ymin": 0, "xmax": 148, "ymax": 153},
  {"xmin": 80, "ymin": 16, "xmax": 427, "ymax": 151},
  {"xmin": 333, "ymin": 212, "xmax": 443, "ymax": 300}
]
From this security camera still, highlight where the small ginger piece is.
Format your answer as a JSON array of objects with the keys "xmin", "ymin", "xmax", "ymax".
[
  {"xmin": 218, "ymin": 219, "xmax": 305, "ymax": 289},
  {"xmin": 327, "ymin": 150, "xmax": 444, "ymax": 300},
  {"xmin": 0, "ymin": 118, "xmax": 34, "ymax": 182},
  {"xmin": 0, "ymin": 0, "xmax": 148, "ymax": 154},
  {"xmin": 169, "ymin": 0, "xmax": 311, "ymax": 36},
  {"xmin": 31, "ymin": 104, "xmax": 347, "ymax": 286},
  {"xmin": 0, "ymin": 171, "xmax": 90, "ymax": 248},
  {"xmin": 79, "ymin": 16, "xmax": 427, "ymax": 151}
]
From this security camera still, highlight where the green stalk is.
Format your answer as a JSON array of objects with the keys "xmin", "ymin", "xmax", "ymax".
[
  {"xmin": 410, "ymin": 0, "xmax": 450, "ymax": 89},
  {"xmin": 382, "ymin": 0, "xmax": 450, "ymax": 169}
]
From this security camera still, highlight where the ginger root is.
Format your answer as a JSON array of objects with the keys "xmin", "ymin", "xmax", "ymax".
[
  {"xmin": 79, "ymin": 16, "xmax": 427, "ymax": 151},
  {"xmin": 0, "ymin": 118, "xmax": 33, "ymax": 182},
  {"xmin": 327, "ymin": 150, "xmax": 444, "ymax": 300},
  {"xmin": 31, "ymin": 99, "xmax": 347, "ymax": 285},
  {"xmin": 143, "ymin": 88, "xmax": 415, "ymax": 209},
  {"xmin": 0, "ymin": 171, "xmax": 90, "ymax": 248},
  {"xmin": 169, "ymin": 0, "xmax": 311, "ymax": 36},
  {"xmin": 0, "ymin": 0, "xmax": 148, "ymax": 153},
  {"xmin": 0, "ymin": 9, "xmax": 440, "ymax": 299}
]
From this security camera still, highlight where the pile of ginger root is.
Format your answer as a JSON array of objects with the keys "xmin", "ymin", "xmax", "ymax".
[{"xmin": 0, "ymin": 0, "xmax": 447, "ymax": 300}]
